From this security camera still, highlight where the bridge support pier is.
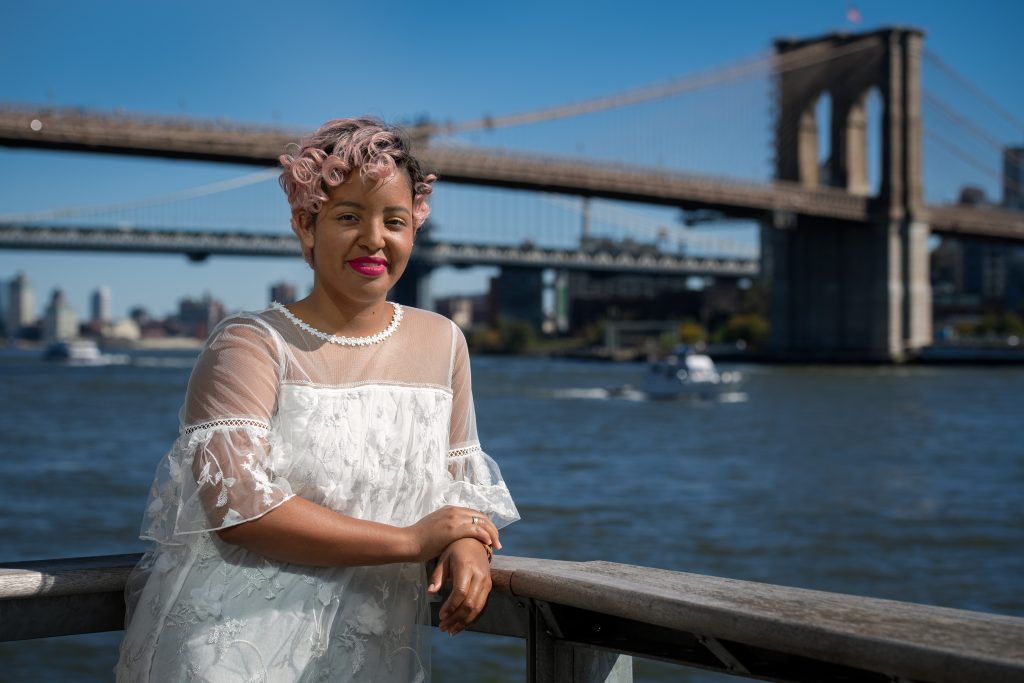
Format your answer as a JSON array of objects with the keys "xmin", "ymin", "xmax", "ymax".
[
  {"xmin": 764, "ymin": 216, "xmax": 931, "ymax": 361},
  {"xmin": 770, "ymin": 27, "xmax": 932, "ymax": 361},
  {"xmin": 389, "ymin": 258, "xmax": 434, "ymax": 309},
  {"xmin": 492, "ymin": 267, "xmax": 546, "ymax": 331}
]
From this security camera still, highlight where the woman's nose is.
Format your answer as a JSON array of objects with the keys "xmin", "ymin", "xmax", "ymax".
[{"xmin": 358, "ymin": 218, "xmax": 386, "ymax": 250}]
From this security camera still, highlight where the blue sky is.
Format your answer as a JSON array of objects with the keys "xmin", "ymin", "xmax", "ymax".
[{"xmin": 1, "ymin": 0, "xmax": 1022, "ymax": 320}]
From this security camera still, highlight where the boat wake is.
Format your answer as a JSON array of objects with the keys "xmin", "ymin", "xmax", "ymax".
[
  {"xmin": 550, "ymin": 388, "xmax": 618, "ymax": 400},
  {"xmin": 131, "ymin": 356, "xmax": 199, "ymax": 369},
  {"xmin": 549, "ymin": 386, "xmax": 747, "ymax": 403}
]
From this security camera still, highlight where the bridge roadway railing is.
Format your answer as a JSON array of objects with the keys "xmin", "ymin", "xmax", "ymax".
[{"xmin": 2, "ymin": 554, "xmax": 1023, "ymax": 682}]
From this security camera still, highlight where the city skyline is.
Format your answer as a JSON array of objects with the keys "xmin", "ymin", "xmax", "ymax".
[
  {"xmin": 2, "ymin": 269, "xmax": 306, "ymax": 327},
  {"xmin": 2, "ymin": 267, "xmax": 508, "ymax": 342}
]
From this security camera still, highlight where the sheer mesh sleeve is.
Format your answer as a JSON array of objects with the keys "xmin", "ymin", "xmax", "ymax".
[
  {"xmin": 445, "ymin": 323, "xmax": 519, "ymax": 528},
  {"xmin": 141, "ymin": 316, "xmax": 295, "ymax": 544}
]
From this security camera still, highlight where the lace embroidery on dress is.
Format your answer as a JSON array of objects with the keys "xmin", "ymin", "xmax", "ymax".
[
  {"xmin": 272, "ymin": 300, "xmax": 403, "ymax": 347},
  {"xmin": 447, "ymin": 444, "xmax": 482, "ymax": 459},
  {"xmin": 283, "ymin": 379, "xmax": 452, "ymax": 395},
  {"xmin": 184, "ymin": 418, "xmax": 271, "ymax": 435}
]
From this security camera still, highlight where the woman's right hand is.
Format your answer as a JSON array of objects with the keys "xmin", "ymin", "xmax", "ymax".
[{"xmin": 407, "ymin": 506, "xmax": 501, "ymax": 562}]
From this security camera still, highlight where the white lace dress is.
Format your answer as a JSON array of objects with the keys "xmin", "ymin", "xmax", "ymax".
[{"xmin": 115, "ymin": 304, "xmax": 519, "ymax": 682}]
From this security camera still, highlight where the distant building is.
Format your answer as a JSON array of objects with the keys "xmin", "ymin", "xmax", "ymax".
[
  {"xmin": 270, "ymin": 281, "xmax": 297, "ymax": 305},
  {"xmin": 42, "ymin": 289, "xmax": 78, "ymax": 342},
  {"xmin": 129, "ymin": 306, "xmax": 152, "ymax": 327},
  {"xmin": 563, "ymin": 271, "xmax": 740, "ymax": 333},
  {"xmin": 129, "ymin": 306, "xmax": 167, "ymax": 338},
  {"xmin": 104, "ymin": 317, "xmax": 141, "ymax": 341},
  {"xmin": 968, "ymin": 243, "xmax": 1008, "ymax": 301},
  {"xmin": 1004, "ymin": 146, "xmax": 1024, "ymax": 210},
  {"xmin": 435, "ymin": 294, "xmax": 491, "ymax": 330},
  {"xmin": 931, "ymin": 239, "xmax": 965, "ymax": 298},
  {"xmin": 176, "ymin": 293, "xmax": 226, "ymax": 339},
  {"xmin": 933, "ymin": 185, "xmax": 1024, "ymax": 318},
  {"xmin": 6, "ymin": 271, "xmax": 36, "ymax": 339},
  {"xmin": 1007, "ymin": 248, "xmax": 1024, "ymax": 313},
  {"xmin": 958, "ymin": 185, "xmax": 988, "ymax": 206},
  {"xmin": 91, "ymin": 286, "xmax": 112, "ymax": 324},
  {"xmin": 932, "ymin": 236, "xmax": 1024, "ymax": 320}
]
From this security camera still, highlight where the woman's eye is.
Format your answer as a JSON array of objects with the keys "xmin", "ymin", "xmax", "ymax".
[
  {"xmin": 336, "ymin": 213, "xmax": 358, "ymax": 222},
  {"xmin": 386, "ymin": 218, "xmax": 407, "ymax": 229}
]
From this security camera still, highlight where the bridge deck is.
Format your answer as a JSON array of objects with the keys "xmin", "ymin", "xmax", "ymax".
[{"xmin": 2, "ymin": 106, "xmax": 1022, "ymax": 240}]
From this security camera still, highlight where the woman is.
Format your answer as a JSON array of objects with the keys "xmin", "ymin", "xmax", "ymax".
[{"xmin": 116, "ymin": 118, "xmax": 519, "ymax": 682}]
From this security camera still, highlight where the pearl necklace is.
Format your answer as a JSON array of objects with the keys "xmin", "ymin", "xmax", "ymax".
[{"xmin": 272, "ymin": 301, "xmax": 403, "ymax": 347}]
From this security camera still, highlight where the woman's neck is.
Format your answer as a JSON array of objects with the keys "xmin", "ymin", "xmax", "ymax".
[{"xmin": 288, "ymin": 289, "xmax": 393, "ymax": 338}]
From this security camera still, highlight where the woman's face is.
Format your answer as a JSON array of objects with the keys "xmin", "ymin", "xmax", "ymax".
[{"xmin": 301, "ymin": 170, "xmax": 415, "ymax": 309}]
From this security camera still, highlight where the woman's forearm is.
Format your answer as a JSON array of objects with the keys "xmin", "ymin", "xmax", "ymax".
[{"xmin": 216, "ymin": 495, "xmax": 417, "ymax": 566}]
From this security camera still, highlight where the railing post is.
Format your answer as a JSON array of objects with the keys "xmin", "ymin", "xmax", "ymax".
[{"xmin": 527, "ymin": 599, "xmax": 632, "ymax": 683}]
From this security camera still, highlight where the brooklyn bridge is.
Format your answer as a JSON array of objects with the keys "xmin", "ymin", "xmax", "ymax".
[{"xmin": 2, "ymin": 27, "xmax": 1022, "ymax": 360}]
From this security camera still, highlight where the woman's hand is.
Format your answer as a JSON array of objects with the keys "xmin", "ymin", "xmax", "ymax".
[
  {"xmin": 428, "ymin": 538, "xmax": 493, "ymax": 636},
  {"xmin": 407, "ymin": 505, "xmax": 501, "ymax": 563}
]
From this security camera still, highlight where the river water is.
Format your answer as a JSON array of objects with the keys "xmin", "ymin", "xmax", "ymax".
[{"xmin": 0, "ymin": 350, "xmax": 1021, "ymax": 681}]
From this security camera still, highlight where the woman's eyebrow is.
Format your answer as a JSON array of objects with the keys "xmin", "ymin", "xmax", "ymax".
[
  {"xmin": 332, "ymin": 200, "xmax": 365, "ymax": 210},
  {"xmin": 329, "ymin": 201, "xmax": 409, "ymax": 214}
]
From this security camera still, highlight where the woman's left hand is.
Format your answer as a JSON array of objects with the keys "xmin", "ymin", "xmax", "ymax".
[{"xmin": 428, "ymin": 537, "xmax": 492, "ymax": 636}]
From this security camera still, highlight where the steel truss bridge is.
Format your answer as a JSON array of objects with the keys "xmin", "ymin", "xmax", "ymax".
[{"xmin": 0, "ymin": 222, "xmax": 758, "ymax": 278}]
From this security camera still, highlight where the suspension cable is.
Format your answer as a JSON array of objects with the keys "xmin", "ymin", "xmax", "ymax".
[
  {"xmin": 924, "ymin": 48, "xmax": 1024, "ymax": 134},
  {"xmin": 923, "ymin": 91, "xmax": 1010, "ymax": 153},
  {"xmin": 429, "ymin": 38, "xmax": 876, "ymax": 136},
  {"xmin": 541, "ymin": 194, "xmax": 757, "ymax": 256},
  {"xmin": 924, "ymin": 129, "xmax": 1015, "ymax": 197},
  {"xmin": 0, "ymin": 168, "xmax": 280, "ymax": 223}
]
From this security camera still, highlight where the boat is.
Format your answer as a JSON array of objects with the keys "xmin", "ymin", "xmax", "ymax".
[
  {"xmin": 639, "ymin": 346, "xmax": 741, "ymax": 399},
  {"xmin": 42, "ymin": 339, "xmax": 129, "ymax": 366}
]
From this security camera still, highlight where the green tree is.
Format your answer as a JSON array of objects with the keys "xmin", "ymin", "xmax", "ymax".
[
  {"xmin": 466, "ymin": 317, "xmax": 537, "ymax": 354},
  {"xmin": 678, "ymin": 320, "xmax": 707, "ymax": 346},
  {"xmin": 975, "ymin": 312, "xmax": 1024, "ymax": 336},
  {"xmin": 500, "ymin": 317, "xmax": 536, "ymax": 354},
  {"xmin": 716, "ymin": 313, "xmax": 770, "ymax": 348}
]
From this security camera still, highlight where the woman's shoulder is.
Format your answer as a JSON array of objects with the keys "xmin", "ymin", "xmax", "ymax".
[
  {"xmin": 199, "ymin": 308, "xmax": 287, "ymax": 359},
  {"xmin": 206, "ymin": 309, "xmax": 280, "ymax": 339},
  {"xmin": 398, "ymin": 304, "xmax": 461, "ymax": 338}
]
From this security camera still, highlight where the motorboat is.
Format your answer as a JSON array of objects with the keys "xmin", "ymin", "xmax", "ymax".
[
  {"xmin": 42, "ymin": 339, "xmax": 129, "ymax": 366},
  {"xmin": 639, "ymin": 346, "xmax": 741, "ymax": 399}
]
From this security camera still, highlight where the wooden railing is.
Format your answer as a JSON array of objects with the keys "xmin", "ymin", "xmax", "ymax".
[{"xmin": 2, "ymin": 554, "xmax": 1023, "ymax": 682}]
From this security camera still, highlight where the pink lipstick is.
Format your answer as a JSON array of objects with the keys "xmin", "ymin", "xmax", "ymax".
[{"xmin": 347, "ymin": 256, "xmax": 388, "ymax": 277}]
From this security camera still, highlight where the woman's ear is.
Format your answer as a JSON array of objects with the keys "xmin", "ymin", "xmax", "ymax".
[
  {"xmin": 294, "ymin": 210, "xmax": 315, "ymax": 247},
  {"xmin": 291, "ymin": 210, "xmax": 317, "ymax": 267}
]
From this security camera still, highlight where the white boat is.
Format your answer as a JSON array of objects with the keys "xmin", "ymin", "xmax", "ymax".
[
  {"xmin": 42, "ymin": 339, "xmax": 129, "ymax": 366},
  {"xmin": 639, "ymin": 347, "xmax": 742, "ymax": 399}
]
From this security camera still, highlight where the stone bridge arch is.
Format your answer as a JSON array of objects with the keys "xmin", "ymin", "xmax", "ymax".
[{"xmin": 766, "ymin": 28, "xmax": 930, "ymax": 360}]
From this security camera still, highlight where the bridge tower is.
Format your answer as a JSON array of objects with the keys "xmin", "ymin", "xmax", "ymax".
[{"xmin": 766, "ymin": 27, "xmax": 931, "ymax": 360}]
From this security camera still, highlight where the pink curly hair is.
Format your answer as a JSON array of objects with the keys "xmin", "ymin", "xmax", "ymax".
[{"xmin": 278, "ymin": 117, "xmax": 437, "ymax": 266}]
